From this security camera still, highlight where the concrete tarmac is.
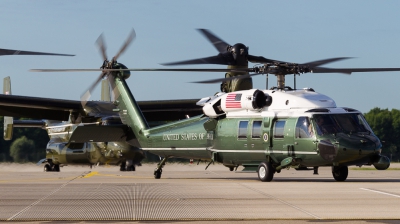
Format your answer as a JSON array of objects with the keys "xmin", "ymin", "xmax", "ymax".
[{"xmin": 1, "ymin": 162, "xmax": 400, "ymax": 223}]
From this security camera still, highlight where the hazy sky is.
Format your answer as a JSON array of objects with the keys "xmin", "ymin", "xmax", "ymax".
[{"xmin": 1, "ymin": 0, "xmax": 400, "ymax": 113}]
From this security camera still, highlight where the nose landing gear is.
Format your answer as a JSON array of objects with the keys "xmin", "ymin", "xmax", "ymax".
[{"xmin": 43, "ymin": 163, "xmax": 60, "ymax": 172}]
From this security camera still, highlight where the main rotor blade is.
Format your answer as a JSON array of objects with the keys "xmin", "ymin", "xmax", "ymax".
[
  {"xmin": 81, "ymin": 72, "xmax": 105, "ymax": 107},
  {"xmin": 30, "ymin": 68, "xmax": 254, "ymax": 73},
  {"xmin": 0, "ymin": 48, "xmax": 74, "ymax": 56},
  {"xmin": 197, "ymin": 29, "xmax": 230, "ymax": 54},
  {"xmin": 95, "ymin": 33, "xmax": 108, "ymax": 61},
  {"xmin": 302, "ymin": 57, "xmax": 353, "ymax": 67},
  {"xmin": 114, "ymin": 29, "xmax": 136, "ymax": 60},
  {"xmin": 247, "ymin": 55, "xmax": 284, "ymax": 64},
  {"xmin": 312, "ymin": 67, "xmax": 400, "ymax": 75},
  {"xmin": 191, "ymin": 73, "xmax": 261, "ymax": 84},
  {"xmin": 161, "ymin": 54, "xmax": 234, "ymax": 66}
]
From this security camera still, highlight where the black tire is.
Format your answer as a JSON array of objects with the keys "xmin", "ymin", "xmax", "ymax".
[
  {"xmin": 229, "ymin": 167, "xmax": 234, "ymax": 171},
  {"xmin": 120, "ymin": 162, "xmax": 126, "ymax": 171},
  {"xmin": 44, "ymin": 164, "xmax": 52, "ymax": 172},
  {"xmin": 332, "ymin": 166, "xmax": 348, "ymax": 181},
  {"xmin": 154, "ymin": 169, "xmax": 162, "ymax": 179},
  {"xmin": 52, "ymin": 165, "xmax": 60, "ymax": 172},
  {"xmin": 127, "ymin": 165, "xmax": 135, "ymax": 171},
  {"xmin": 258, "ymin": 162, "xmax": 274, "ymax": 182}
]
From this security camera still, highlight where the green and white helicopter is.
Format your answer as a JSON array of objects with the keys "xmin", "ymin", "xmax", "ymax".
[{"xmin": 32, "ymin": 29, "xmax": 400, "ymax": 182}]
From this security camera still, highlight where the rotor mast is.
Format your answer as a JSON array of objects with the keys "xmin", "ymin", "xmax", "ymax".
[{"xmin": 276, "ymin": 73, "xmax": 286, "ymax": 89}]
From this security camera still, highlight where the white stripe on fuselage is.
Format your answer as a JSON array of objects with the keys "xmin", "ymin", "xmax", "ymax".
[{"xmin": 142, "ymin": 148, "xmax": 317, "ymax": 155}]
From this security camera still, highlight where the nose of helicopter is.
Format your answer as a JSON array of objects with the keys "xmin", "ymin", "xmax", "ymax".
[{"xmin": 318, "ymin": 133, "xmax": 382, "ymax": 165}]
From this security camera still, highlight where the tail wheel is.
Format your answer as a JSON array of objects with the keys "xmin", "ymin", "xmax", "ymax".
[
  {"xmin": 258, "ymin": 162, "xmax": 274, "ymax": 182},
  {"xmin": 332, "ymin": 166, "xmax": 348, "ymax": 181},
  {"xmin": 154, "ymin": 169, "xmax": 162, "ymax": 179}
]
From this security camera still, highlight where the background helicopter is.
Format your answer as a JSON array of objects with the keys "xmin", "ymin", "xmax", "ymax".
[
  {"xmin": 32, "ymin": 29, "xmax": 400, "ymax": 182},
  {"xmin": 3, "ymin": 77, "xmax": 144, "ymax": 172},
  {"xmin": 0, "ymin": 36, "xmax": 203, "ymax": 171}
]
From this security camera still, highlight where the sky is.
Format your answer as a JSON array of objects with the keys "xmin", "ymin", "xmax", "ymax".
[{"xmin": 1, "ymin": 0, "xmax": 400, "ymax": 113}]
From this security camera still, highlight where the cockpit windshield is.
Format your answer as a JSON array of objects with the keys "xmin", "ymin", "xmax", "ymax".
[{"xmin": 313, "ymin": 113, "xmax": 372, "ymax": 135}]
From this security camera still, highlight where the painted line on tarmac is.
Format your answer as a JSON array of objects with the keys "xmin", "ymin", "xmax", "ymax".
[
  {"xmin": 360, "ymin": 188, "xmax": 400, "ymax": 198},
  {"xmin": 7, "ymin": 171, "xmax": 89, "ymax": 221},
  {"xmin": 82, "ymin": 171, "xmax": 98, "ymax": 178}
]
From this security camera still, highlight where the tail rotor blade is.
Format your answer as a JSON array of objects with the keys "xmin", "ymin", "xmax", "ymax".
[
  {"xmin": 114, "ymin": 29, "xmax": 136, "ymax": 61},
  {"xmin": 96, "ymin": 33, "xmax": 108, "ymax": 61},
  {"xmin": 107, "ymin": 74, "xmax": 120, "ymax": 101},
  {"xmin": 81, "ymin": 72, "xmax": 105, "ymax": 107}
]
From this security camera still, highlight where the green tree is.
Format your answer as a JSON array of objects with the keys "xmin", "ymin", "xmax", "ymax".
[
  {"xmin": 364, "ymin": 107, "xmax": 400, "ymax": 161},
  {"xmin": 0, "ymin": 116, "xmax": 48, "ymax": 162},
  {"xmin": 9, "ymin": 136, "xmax": 35, "ymax": 162}
]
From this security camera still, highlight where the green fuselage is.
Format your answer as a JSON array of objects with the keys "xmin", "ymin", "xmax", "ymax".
[{"xmin": 113, "ymin": 74, "xmax": 383, "ymax": 170}]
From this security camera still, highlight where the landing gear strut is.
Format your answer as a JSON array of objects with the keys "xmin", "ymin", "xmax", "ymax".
[{"xmin": 154, "ymin": 157, "xmax": 168, "ymax": 179}]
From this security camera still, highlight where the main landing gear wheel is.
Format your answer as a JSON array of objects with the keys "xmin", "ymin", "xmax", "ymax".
[
  {"xmin": 154, "ymin": 168, "xmax": 162, "ymax": 179},
  {"xmin": 44, "ymin": 164, "xmax": 51, "ymax": 172},
  {"xmin": 52, "ymin": 164, "xmax": 60, "ymax": 172},
  {"xmin": 120, "ymin": 162, "xmax": 126, "ymax": 171},
  {"xmin": 332, "ymin": 166, "xmax": 348, "ymax": 181},
  {"xmin": 127, "ymin": 165, "xmax": 135, "ymax": 171},
  {"xmin": 258, "ymin": 162, "xmax": 274, "ymax": 182}
]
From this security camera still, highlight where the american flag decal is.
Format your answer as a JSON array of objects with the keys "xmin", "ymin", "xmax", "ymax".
[{"xmin": 226, "ymin": 93, "xmax": 242, "ymax": 108}]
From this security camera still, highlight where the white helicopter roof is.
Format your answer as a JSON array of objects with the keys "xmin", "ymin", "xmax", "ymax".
[
  {"xmin": 199, "ymin": 88, "xmax": 361, "ymax": 119},
  {"xmin": 265, "ymin": 88, "xmax": 336, "ymax": 111}
]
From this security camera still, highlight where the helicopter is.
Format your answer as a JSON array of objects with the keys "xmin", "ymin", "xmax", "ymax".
[
  {"xmin": 1, "ymin": 75, "xmax": 203, "ymax": 172},
  {"xmin": 31, "ymin": 29, "xmax": 400, "ymax": 182},
  {"xmin": 2, "ymin": 77, "xmax": 145, "ymax": 172},
  {"xmin": 0, "ymin": 43, "xmax": 202, "ymax": 172}
]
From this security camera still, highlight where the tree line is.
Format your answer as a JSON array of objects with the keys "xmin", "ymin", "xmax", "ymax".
[{"xmin": 1, "ymin": 107, "xmax": 400, "ymax": 163}]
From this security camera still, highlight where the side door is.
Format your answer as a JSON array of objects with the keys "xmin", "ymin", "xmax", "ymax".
[
  {"xmin": 245, "ymin": 119, "xmax": 264, "ymax": 161},
  {"xmin": 271, "ymin": 119, "xmax": 287, "ymax": 154}
]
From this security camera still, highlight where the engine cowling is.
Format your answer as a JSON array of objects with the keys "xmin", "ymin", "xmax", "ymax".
[{"xmin": 202, "ymin": 89, "xmax": 272, "ymax": 118}]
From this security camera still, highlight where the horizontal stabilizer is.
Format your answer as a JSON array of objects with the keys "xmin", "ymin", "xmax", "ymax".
[
  {"xmin": 13, "ymin": 120, "xmax": 46, "ymax": 128},
  {"xmin": 69, "ymin": 125, "xmax": 129, "ymax": 143}
]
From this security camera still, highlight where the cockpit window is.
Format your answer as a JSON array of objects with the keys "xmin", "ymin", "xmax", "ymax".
[
  {"xmin": 313, "ymin": 113, "xmax": 371, "ymax": 135},
  {"xmin": 295, "ymin": 117, "xmax": 314, "ymax": 138}
]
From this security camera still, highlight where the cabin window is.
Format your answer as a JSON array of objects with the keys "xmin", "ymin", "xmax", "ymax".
[
  {"xmin": 238, "ymin": 121, "xmax": 248, "ymax": 139},
  {"xmin": 273, "ymin": 120, "xmax": 286, "ymax": 139},
  {"xmin": 295, "ymin": 117, "xmax": 313, "ymax": 138},
  {"xmin": 252, "ymin": 121, "xmax": 262, "ymax": 138}
]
